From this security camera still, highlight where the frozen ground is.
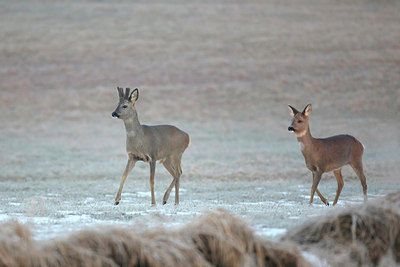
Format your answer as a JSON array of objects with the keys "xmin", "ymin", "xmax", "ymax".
[{"xmin": 0, "ymin": 0, "xmax": 399, "ymax": 241}]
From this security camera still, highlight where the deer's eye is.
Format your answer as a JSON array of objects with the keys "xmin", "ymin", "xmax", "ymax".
[
  {"xmin": 122, "ymin": 105, "xmax": 128, "ymax": 109},
  {"xmin": 298, "ymin": 120, "xmax": 303, "ymax": 123}
]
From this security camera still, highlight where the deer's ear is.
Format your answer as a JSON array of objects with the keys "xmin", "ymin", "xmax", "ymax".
[
  {"xmin": 129, "ymin": 88, "xmax": 139, "ymax": 103},
  {"xmin": 302, "ymin": 104, "xmax": 312, "ymax": 116},
  {"xmin": 288, "ymin": 105, "xmax": 300, "ymax": 116}
]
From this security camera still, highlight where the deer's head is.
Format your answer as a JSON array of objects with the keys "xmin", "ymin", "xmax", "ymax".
[
  {"xmin": 112, "ymin": 87, "xmax": 139, "ymax": 120},
  {"xmin": 288, "ymin": 104, "xmax": 312, "ymax": 137}
]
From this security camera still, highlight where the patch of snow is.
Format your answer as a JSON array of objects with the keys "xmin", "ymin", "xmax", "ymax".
[
  {"xmin": 136, "ymin": 192, "xmax": 150, "ymax": 197},
  {"xmin": 240, "ymin": 201, "xmax": 276, "ymax": 206},
  {"xmin": 57, "ymin": 210, "xmax": 75, "ymax": 215},
  {"xmin": 60, "ymin": 214, "xmax": 92, "ymax": 223},
  {"xmin": 176, "ymin": 211, "xmax": 200, "ymax": 216},
  {"xmin": 125, "ymin": 211, "xmax": 147, "ymax": 216},
  {"xmin": 259, "ymin": 227, "xmax": 287, "ymax": 237},
  {"xmin": 31, "ymin": 217, "xmax": 52, "ymax": 224},
  {"xmin": 0, "ymin": 214, "xmax": 10, "ymax": 220},
  {"xmin": 301, "ymin": 251, "xmax": 329, "ymax": 266}
]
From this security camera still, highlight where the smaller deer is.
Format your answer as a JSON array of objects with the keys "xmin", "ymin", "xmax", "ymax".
[
  {"xmin": 288, "ymin": 104, "xmax": 367, "ymax": 206},
  {"xmin": 112, "ymin": 87, "xmax": 190, "ymax": 206}
]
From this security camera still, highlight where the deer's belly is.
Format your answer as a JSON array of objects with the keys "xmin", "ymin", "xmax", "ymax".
[{"xmin": 128, "ymin": 152, "xmax": 152, "ymax": 163}]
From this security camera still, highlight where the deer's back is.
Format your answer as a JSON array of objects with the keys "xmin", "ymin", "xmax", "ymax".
[
  {"xmin": 318, "ymin": 134, "xmax": 362, "ymax": 152},
  {"xmin": 142, "ymin": 124, "xmax": 190, "ymax": 159},
  {"xmin": 312, "ymin": 134, "xmax": 364, "ymax": 171}
]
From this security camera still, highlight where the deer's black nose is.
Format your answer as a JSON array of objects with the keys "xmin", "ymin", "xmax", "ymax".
[
  {"xmin": 288, "ymin": 126, "xmax": 294, "ymax": 132},
  {"xmin": 112, "ymin": 112, "xmax": 119, "ymax": 118}
]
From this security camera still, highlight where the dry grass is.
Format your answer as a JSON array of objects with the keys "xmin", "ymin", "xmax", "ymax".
[
  {"xmin": 185, "ymin": 209, "xmax": 304, "ymax": 267},
  {"xmin": 2, "ymin": 192, "xmax": 400, "ymax": 266},
  {"xmin": 283, "ymin": 191, "xmax": 400, "ymax": 266},
  {"xmin": 0, "ymin": 209, "xmax": 304, "ymax": 267}
]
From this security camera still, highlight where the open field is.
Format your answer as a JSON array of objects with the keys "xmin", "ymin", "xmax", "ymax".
[{"xmin": 0, "ymin": 0, "xmax": 399, "ymax": 247}]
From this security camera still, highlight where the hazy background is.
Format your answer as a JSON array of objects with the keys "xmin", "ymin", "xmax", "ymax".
[{"xmin": 0, "ymin": 0, "xmax": 399, "ymax": 239}]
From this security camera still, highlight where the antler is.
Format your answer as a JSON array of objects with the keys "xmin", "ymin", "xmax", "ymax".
[
  {"xmin": 117, "ymin": 87, "xmax": 124, "ymax": 99},
  {"xmin": 124, "ymin": 88, "xmax": 131, "ymax": 99}
]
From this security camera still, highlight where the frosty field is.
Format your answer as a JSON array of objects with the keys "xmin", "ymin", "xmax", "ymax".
[{"xmin": 0, "ymin": 0, "xmax": 399, "ymax": 242}]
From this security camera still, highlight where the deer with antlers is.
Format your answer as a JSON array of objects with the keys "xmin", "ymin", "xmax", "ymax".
[{"xmin": 112, "ymin": 87, "xmax": 190, "ymax": 206}]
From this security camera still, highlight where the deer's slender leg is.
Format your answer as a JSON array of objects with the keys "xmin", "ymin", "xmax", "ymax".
[
  {"xmin": 310, "ymin": 172, "xmax": 323, "ymax": 205},
  {"xmin": 149, "ymin": 161, "xmax": 156, "ymax": 205},
  {"xmin": 174, "ymin": 174, "xmax": 180, "ymax": 205},
  {"xmin": 174, "ymin": 156, "xmax": 182, "ymax": 205},
  {"xmin": 162, "ymin": 178, "xmax": 176, "ymax": 205},
  {"xmin": 115, "ymin": 157, "xmax": 136, "ymax": 205},
  {"xmin": 333, "ymin": 169, "xmax": 344, "ymax": 205},
  {"xmin": 162, "ymin": 155, "xmax": 182, "ymax": 205},
  {"xmin": 316, "ymin": 188, "xmax": 329, "ymax": 206},
  {"xmin": 350, "ymin": 161, "xmax": 368, "ymax": 203},
  {"xmin": 314, "ymin": 169, "xmax": 329, "ymax": 205}
]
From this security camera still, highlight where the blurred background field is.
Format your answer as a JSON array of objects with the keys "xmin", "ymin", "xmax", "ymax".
[{"xmin": 0, "ymin": 0, "xmax": 399, "ymax": 239}]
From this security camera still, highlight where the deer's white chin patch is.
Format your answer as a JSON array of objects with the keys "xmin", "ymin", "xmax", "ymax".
[{"xmin": 295, "ymin": 130, "xmax": 306, "ymax": 138}]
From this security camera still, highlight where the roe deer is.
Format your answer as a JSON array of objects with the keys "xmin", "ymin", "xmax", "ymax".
[
  {"xmin": 112, "ymin": 87, "xmax": 190, "ymax": 205},
  {"xmin": 288, "ymin": 104, "xmax": 367, "ymax": 206}
]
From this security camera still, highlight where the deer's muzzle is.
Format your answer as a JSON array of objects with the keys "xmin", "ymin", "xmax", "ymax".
[
  {"xmin": 288, "ymin": 126, "xmax": 295, "ymax": 132},
  {"xmin": 112, "ymin": 112, "xmax": 119, "ymax": 118}
]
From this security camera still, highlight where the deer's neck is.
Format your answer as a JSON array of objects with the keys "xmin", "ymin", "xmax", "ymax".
[
  {"xmin": 123, "ymin": 111, "xmax": 143, "ymax": 137},
  {"xmin": 296, "ymin": 127, "xmax": 315, "ymax": 153}
]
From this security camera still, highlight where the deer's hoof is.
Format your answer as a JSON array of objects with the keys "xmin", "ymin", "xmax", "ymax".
[
  {"xmin": 326, "ymin": 202, "xmax": 330, "ymax": 206},
  {"xmin": 114, "ymin": 201, "xmax": 120, "ymax": 205},
  {"xmin": 163, "ymin": 201, "xmax": 167, "ymax": 205}
]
